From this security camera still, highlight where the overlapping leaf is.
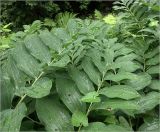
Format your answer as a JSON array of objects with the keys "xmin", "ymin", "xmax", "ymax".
[
  {"xmin": 36, "ymin": 96, "xmax": 73, "ymax": 131},
  {"xmin": 68, "ymin": 66, "xmax": 95, "ymax": 94},
  {"xmin": 99, "ymin": 85, "xmax": 140, "ymax": 100},
  {"xmin": 56, "ymin": 76, "xmax": 86, "ymax": 113},
  {"xmin": 0, "ymin": 103, "xmax": 27, "ymax": 132}
]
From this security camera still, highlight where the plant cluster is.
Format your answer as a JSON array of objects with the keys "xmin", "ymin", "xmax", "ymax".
[
  {"xmin": 1, "ymin": 0, "xmax": 111, "ymax": 30},
  {"xmin": 0, "ymin": 0, "xmax": 160, "ymax": 131}
]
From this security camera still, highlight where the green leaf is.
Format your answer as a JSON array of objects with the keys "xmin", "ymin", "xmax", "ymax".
[
  {"xmin": 81, "ymin": 91, "xmax": 101, "ymax": 103},
  {"xmin": 138, "ymin": 118, "xmax": 160, "ymax": 132},
  {"xmin": 104, "ymin": 115, "xmax": 117, "ymax": 124},
  {"xmin": 68, "ymin": 66, "xmax": 95, "ymax": 94},
  {"xmin": 82, "ymin": 57, "xmax": 101, "ymax": 85},
  {"xmin": 115, "ymin": 53, "xmax": 138, "ymax": 62},
  {"xmin": 87, "ymin": 48, "xmax": 104, "ymax": 73},
  {"xmin": 149, "ymin": 80, "xmax": 160, "ymax": 90},
  {"xmin": 104, "ymin": 71, "xmax": 137, "ymax": 82},
  {"xmin": 119, "ymin": 116, "xmax": 132, "ymax": 131},
  {"xmin": 1, "ymin": 64, "xmax": 15, "ymax": 110},
  {"xmin": 0, "ymin": 103, "xmax": 27, "ymax": 132},
  {"xmin": 92, "ymin": 99, "xmax": 140, "ymax": 111},
  {"xmin": 147, "ymin": 65, "xmax": 160, "ymax": 74},
  {"xmin": 56, "ymin": 77, "xmax": 86, "ymax": 113},
  {"xmin": 71, "ymin": 110, "xmax": 88, "ymax": 127},
  {"xmin": 20, "ymin": 77, "xmax": 52, "ymax": 98},
  {"xmin": 99, "ymin": 85, "xmax": 140, "ymax": 100},
  {"xmin": 36, "ymin": 96, "xmax": 74, "ymax": 131},
  {"xmin": 137, "ymin": 92, "xmax": 160, "ymax": 113},
  {"xmin": 24, "ymin": 34, "xmax": 51, "ymax": 64},
  {"xmin": 81, "ymin": 122, "xmax": 129, "ymax": 132},
  {"xmin": 126, "ymin": 72, "xmax": 152, "ymax": 90},
  {"xmin": 50, "ymin": 55, "xmax": 70, "ymax": 68},
  {"xmin": 146, "ymin": 54, "xmax": 160, "ymax": 66},
  {"xmin": 12, "ymin": 44, "xmax": 41, "ymax": 78},
  {"xmin": 81, "ymin": 122, "xmax": 106, "ymax": 132},
  {"xmin": 7, "ymin": 56, "xmax": 26, "ymax": 90},
  {"xmin": 52, "ymin": 28, "xmax": 71, "ymax": 43},
  {"xmin": 67, "ymin": 19, "xmax": 79, "ymax": 36},
  {"xmin": 104, "ymin": 49, "xmax": 114, "ymax": 65},
  {"xmin": 145, "ymin": 47, "xmax": 159, "ymax": 59},
  {"xmin": 39, "ymin": 30, "xmax": 62, "ymax": 53},
  {"xmin": 112, "ymin": 61, "xmax": 140, "ymax": 72},
  {"xmin": 115, "ymin": 47, "xmax": 133, "ymax": 57}
]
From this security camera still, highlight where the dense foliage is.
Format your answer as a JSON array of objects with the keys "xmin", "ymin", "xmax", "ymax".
[
  {"xmin": 0, "ymin": 0, "xmax": 160, "ymax": 131},
  {"xmin": 1, "ymin": 0, "xmax": 113, "ymax": 30}
]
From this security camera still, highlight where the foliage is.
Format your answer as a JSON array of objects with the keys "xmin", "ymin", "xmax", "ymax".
[
  {"xmin": 0, "ymin": 0, "xmax": 160, "ymax": 131},
  {"xmin": 1, "ymin": 0, "xmax": 108, "ymax": 30}
]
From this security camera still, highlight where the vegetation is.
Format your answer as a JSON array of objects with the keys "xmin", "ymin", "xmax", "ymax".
[{"xmin": 0, "ymin": 0, "xmax": 159, "ymax": 132}]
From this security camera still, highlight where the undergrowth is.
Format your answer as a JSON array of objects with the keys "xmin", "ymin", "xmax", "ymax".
[{"xmin": 0, "ymin": 0, "xmax": 159, "ymax": 131}]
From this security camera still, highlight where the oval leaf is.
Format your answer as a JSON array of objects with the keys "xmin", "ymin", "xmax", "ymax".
[
  {"xmin": 56, "ymin": 77, "xmax": 86, "ymax": 113},
  {"xmin": 20, "ymin": 77, "xmax": 52, "ymax": 98},
  {"xmin": 71, "ymin": 110, "xmax": 88, "ymax": 127},
  {"xmin": 99, "ymin": 85, "xmax": 140, "ymax": 100},
  {"xmin": 126, "ymin": 72, "xmax": 151, "ymax": 90},
  {"xmin": 68, "ymin": 66, "xmax": 95, "ymax": 94},
  {"xmin": 0, "ymin": 103, "xmax": 27, "ymax": 132},
  {"xmin": 36, "ymin": 96, "xmax": 73, "ymax": 131}
]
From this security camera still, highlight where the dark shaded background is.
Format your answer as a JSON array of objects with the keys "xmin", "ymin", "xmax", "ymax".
[{"xmin": 1, "ymin": 0, "xmax": 115, "ymax": 30}]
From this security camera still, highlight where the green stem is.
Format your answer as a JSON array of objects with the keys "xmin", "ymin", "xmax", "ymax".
[
  {"xmin": 26, "ymin": 116, "xmax": 42, "ymax": 125},
  {"xmin": 15, "ymin": 50, "xmax": 65, "ymax": 108},
  {"xmin": 128, "ymin": 116, "xmax": 132, "ymax": 128},
  {"xmin": 78, "ymin": 73, "xmax": 105, "ymax": 132},
  {"xmin": 16, "ymin": 71, "xmax": 44, "ymax": 108}
]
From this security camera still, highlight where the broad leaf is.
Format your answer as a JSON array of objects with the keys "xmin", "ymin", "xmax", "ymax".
[
  {"xmin": 56, "ymin": 77, "xmax": 86, "ymax": 113},
  {"xmin": 149, "ymin": 80, "xmax": 160, "ymax": 90},
  {"xmin": 7, "ymin": 56, "xmax": 26, "ymax": 90},
  {"xmin": 82, "ymin": 57, "xmax": 101, "ymax": 85},
  {"xmin": 50, "ymin": 55, "xmax": 70, "ymax": 68},
  {"xmin": 146, "ymin": 54, "xmax": 159, "ymax": 66},
  {"xmin": 126, "ymin": 72, "xmax": 151, "ymax": 90},
  {"xmin": 68, "ymin": 66, "xmax": 95, "ymax": 94},
  {"xmin": 145, "ymin": 47, "xmax": 159, "ymax": 59},
  {"xmin": 24, "ymin": 34, "xmax": 51, "ymax": 64},
  {"xmin": 147, "ymin": 65, "xmax": 160, "ymax": 74},
  {"xmin": 92, "ymin": 99, "xmax": 140, "ymax": 111},
  {"xmin": 99, "ymin": 85, "xmax": 140, "ymax": 100},
  {"xmin": 12, "ymin": 44, "xmax": 41, "ymax": 78},
  {"xmin": 87, "ymin": 48, "xmax": 104, "ymax": 73},
  {"xmin": 136, "ymin": 92, "xmax": 160, "ymax": 113},
  {"xmin": 118, "ymin": 116, "xmax": 133, "ymax": 131},
  {"xmin": 104, "ymin": 115, "xmax": 117, "ymax": 124},
  {"xmin": 104, "ymin": 71, "xmax": 137, "ymax": 82},
  {"xmin": 138, "ymin": 118, "xmax": 160, "ymax": 132},
  {"xmin": 71, "ymin": 110, "xmax": 88, "ymax": 127},
  {"xmin": 36, "ymin": 96, "xmax": 73, "ymax": 131},
  {"xmin": 19, "ymin": 77, "xmax": 52, "ymax": 98},
  {"xmin": 0, "ymin": 103, "xmax": 27, "ymax": 132},
  {"xmin": 1, "ymin": 65, "xmax": 15, "ymax": 110},
  {"xmin": 39, "ymin": 30, "xmax": 62, "ymax": 53},
  {"xmin": 115, "ymin": 53, "xmax": 137, "ymax": 62},
  {"xmin": 52, "ymin": 28, "xmax": 71, "ymax": 43},
  {"xmin": 81, "ymin": 122, "xmax": 129, "ymax": 132},
  {"xmin": 81, "ymin": 91, "xmax": 101, "ymax": 103},
  {"xmin": 112, "ymin": 61, "xmax": 140, "ymax": 72}
]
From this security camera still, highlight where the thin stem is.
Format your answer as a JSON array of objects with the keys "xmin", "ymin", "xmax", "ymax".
[
  {"xmin": 16, "ymin": 71, "xmax": 44, "ymax": 108},
  {"xmin": 128, "ymin": 116, "xmax": 132, "ymax": 128},
  {"xmin": 16, "ymin": 94, "xmax": 27, "ymax": 107},
  {"xmin": 26, "ymin": 116, "xmax": 42, "ymax": 125},
  {"xmin": 15, "ymin": 51, "xmax": 64, "ymax": 108},
  {"xmin": 78, "ymin": 73, "xmax": 105, "ymax": 132}
]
